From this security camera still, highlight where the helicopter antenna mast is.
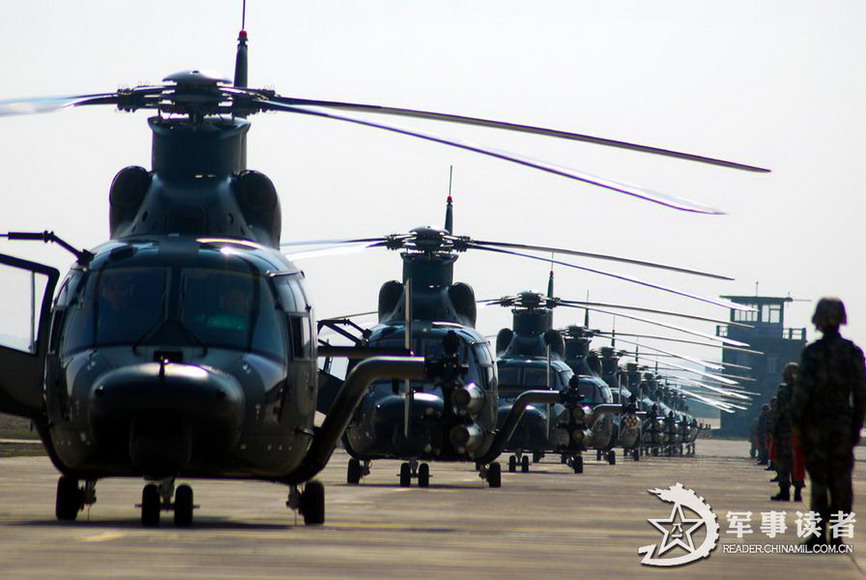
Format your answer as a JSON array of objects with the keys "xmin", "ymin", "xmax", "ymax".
[
  {"xmin": 444, "ymin": 166, "xmax": 454, "ymax": 234},
  {"xmin": 234, "ymin": 0, "xmax": 248, "ymax": 89},
  {"xmin": 547, "ymin": 255, "xmax": 555, "ymax": 299}
]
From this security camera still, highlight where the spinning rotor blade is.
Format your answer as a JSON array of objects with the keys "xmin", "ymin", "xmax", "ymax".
[
  {"xmin": 280, "ymin": 236, "xmax": 389, "ymax": 248},
  {"xmin": 594, "ymin": 330, "xmax": 762, "ymax": 355},
  {"xmin": 261, "ymin": 96, "xmax": 770, "ymax": 173},
  {"xmin": 0, "ymin": 93, "xmax": 122, "ymax": 116},
  {"xmin": 556, "ymin": 303, "xmax": 750, "ymax": 347},
  {"xmin": 670, "ymin": 376, "xmax": 752, "ymax": 401},
  {"xmin": 257, "ymin": 99, "xmax": 725, "ymax": 214},
  {"xmin": 469, "ymin": 245, "xmax": 750, "ymax": 311},
  {"xmin": 285, "ymin": 241, "xmax": 386, "ymax": 261},
  {"xmin": 468, "ymin": 239, "xmax": 733, "ymax": 280},
  {"xmin": 557, "ymin": 299, "xmax": 753, "ymax": 328},
  {"xmin": 598, "ymin": 335, "xmax": 725, "ymax": 372},
  {"xmin": 654, "ymin": 359, "xmax": 739, "ymax": 387},
  {"xmin": 669, "ymin": 388, "xmax": 739, "ymax": 413}
]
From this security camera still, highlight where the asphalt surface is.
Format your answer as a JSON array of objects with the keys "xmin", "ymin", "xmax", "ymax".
[{"xmin": 0, "ymin": 439, "xmax": 863, "ymax": 578}]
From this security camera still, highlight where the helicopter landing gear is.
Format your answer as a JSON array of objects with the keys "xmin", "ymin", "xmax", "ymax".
[
  {"xmin": 417, "ymin": 463, "xmax": 431, "ymax": 488},
  {"xmin": 174, "ymin": 484, "xmax": 194, "ymax": 527},
  {"xmin": 532, "ymin": 451, "xmax": 543, "ymax": 463},
  {"xmin": 632, "ymin": 448, "xmax": 640, "ymax": 461},
  {"xmin": 565, "ymin": 454, "xmax": 583, "ymax": 474},
  {"xmin": 138, "ymin": 479, "xmax": 198, "ymax": 527},
  {"xmin": 55, "ymin": 476, "xmax": 95, "ymax": 521},
  {"xmin": 479, "ymin": 462, "xmax": 502, "ymax": 488},
  {"xmin": 596, "ymin": 449, "xmax": 603, "ymax": 461},
  {"xmin": 397, "ymin": 459, "xmax": 430, "ymax": 487},
  {"xmin": 141, "ymin": 484, "xmax": 161, "ymax": 527},
  {"xmin": 607, "ymin": 450, "xmax": 616, "ymax": 465},
  {"xmin": 347, "ymin": 458, "xmax": 370, "ymax": 484},
  {"xmin": 508, "ymin": 452, "xmax": 530, "ymax": 473},
  {"xmin": 287, "ymin": 480, "xmax": 325, "ymax": 525}
]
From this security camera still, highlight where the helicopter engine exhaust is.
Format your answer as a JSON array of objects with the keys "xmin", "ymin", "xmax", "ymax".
[
  {"xmin": 451, "ymin": 382, "xmax": 485, "ymax": 416},
  {"xmin": 449, "ymin": 422, "xmax": 483, "ymax": 455}
]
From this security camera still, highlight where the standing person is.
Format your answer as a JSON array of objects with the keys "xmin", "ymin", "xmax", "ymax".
[
  {"xmin": 756, "ymin": 404, "xmax": 770, "ymax": 465},
  {"xmin": 771, "ymin": 363, "xmax": 799, "ymax": 501},
  {"xmin": 791, "ymin": 298, "xmax": 866, "ymax": 545}
]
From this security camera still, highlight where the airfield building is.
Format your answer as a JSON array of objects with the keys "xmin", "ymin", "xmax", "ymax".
[{"xmin": 715, "ymin": 295, "xmax": 806, "ymax": 438}]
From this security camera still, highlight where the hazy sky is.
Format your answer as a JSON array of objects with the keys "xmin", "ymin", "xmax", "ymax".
[{"xmin": 2, "ymin": 1, "xmax": 864, "ymax": 386}]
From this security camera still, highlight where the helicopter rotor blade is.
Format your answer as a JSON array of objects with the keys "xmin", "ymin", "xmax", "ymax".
[
  {"xmin": 0, "ymin": 93, "xmax": 122, "ymax": 117},
  {"xmin": 593, "ymin": 330, "xmax": 763, "ymax": 355},
  {"xmin": 467, "ymin": 245, "xmax": 749, "ymax": 312},
  {"xmin": 280, "ymin": 236, "xmax": 389, "ymax": 248},
  {"xmin": 467, "ymin": 239, "xmax": 733, "ymax": 280},
  {"xmin": 556, "ymin": 299, "xmax": 753, "ymax": 328},
  {"xmin": 258, "ymin": 96, "xmax": 770, "ymax": 173},
  {"xmin": 592, "ymin": 334, "xmax": 726, "ymax": 373},
  {"xmin": 284, "ymin": 241, "xmax": 386, "ymax": 261},
  {"xmin": 256, "ymin": 99, "xmax": 725, "ymax": 214},
  {"xmin": 554, "ymin": 303, "xmax": 750, "ymax": 347}
]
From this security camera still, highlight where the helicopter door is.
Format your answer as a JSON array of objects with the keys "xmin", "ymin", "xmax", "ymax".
[{"xmin": 0, "ymin": 253, "xmax": 59, "ymax": 418}]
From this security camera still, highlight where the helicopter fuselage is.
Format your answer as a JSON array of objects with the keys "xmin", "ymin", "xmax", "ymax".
[
  {"xmin": 343, "ymin": 321, "xmax": 498, "ymax": 463},
  {"xmin": 42, "ymin": 236, "xmax": 318, "ymax": 481}
]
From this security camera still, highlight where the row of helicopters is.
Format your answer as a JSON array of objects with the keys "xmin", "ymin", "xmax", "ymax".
[
  {"xmin": 0, "ymin": 19, "xmax": 766, "ymax": 527},
  {"xmin": 305, "ymin": 194, "xmax": 757, "ymax": 486}
]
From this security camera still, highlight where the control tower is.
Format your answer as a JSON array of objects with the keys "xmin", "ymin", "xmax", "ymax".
[{"xmin": 716, "ymin": 296, "xmax": 806, "ymax": 437}]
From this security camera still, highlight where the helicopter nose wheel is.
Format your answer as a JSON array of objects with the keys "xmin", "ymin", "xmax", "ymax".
[
  {"xmin": 56, "ymin": 476, "xmax": 96, "ymax": 521},
  {"xmin": 139, "ymin": 479, "xmax": 198, "ymax": 527},
  {"xmin": 287, "ymin": 480, "xmax": 326, "ymax": 525},
  {"xmin": 481, "ymin": 462, "xmax": 502, "ymax": 488},
  {"xmin": 606, "ymin": 450, "xmax": 616, "ymax": 465},
  {"xmin": 521, "ymin": 455, "xmax": 530, "ymax": 473},
  {"xmin": 565, "ymin": 454, "xmax": 584, "ymax": 474},
  {"xmin": 632, "ymin": 448, "xmax": 640, "ymax": 461}
]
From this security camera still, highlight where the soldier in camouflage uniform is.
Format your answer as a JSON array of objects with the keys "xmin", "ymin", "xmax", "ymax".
[
  {"xmin": 771, "ymin": 363, "xmax": 799, "ymax": 501},
  {"xmin": 791, "ymin": 298, "xmax": 866, "ymax": 545},
  {"xmin": 756, "ymin": 404, "xmax": 770, "ymax": 465}
]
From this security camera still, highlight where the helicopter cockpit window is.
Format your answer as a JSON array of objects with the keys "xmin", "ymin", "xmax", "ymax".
[
  {"xmin": 97, "ymin": 269, "xmax": 167, "ymax": 345},
  {"xmin": 181, "ymin": 270, "xmax": 284, "ymax": 359},
  {"xmin": 61, "ymin": 268, "xmax": 167, "ymax": 354}
]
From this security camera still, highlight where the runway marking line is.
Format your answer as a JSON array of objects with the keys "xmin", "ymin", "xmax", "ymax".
[{"xmin": 80, "ymin": 531, "xmax": 126, "ymax": 543}]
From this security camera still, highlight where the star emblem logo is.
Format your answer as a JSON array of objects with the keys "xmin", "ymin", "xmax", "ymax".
[{"xmin": 648, "ymin": 503, "xmax": 705, "ymax": 556}]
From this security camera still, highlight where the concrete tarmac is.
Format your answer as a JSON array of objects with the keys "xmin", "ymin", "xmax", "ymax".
[{"xmin": 0, "ymin": 439, "xmax": 864, "ymax": 579}]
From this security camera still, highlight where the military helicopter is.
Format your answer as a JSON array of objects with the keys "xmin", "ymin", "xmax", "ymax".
[{"xmin": 0, "ymin": 10, "xmax": 768, "ymax": 524}]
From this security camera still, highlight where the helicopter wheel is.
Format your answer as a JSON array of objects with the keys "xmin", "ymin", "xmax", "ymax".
[
  {"xmin": 632, "ymin": 448, "xmax": 640, "ymax": 461},
  {"xmin": 532, "ymin": 451, "xmax": 543, "ymax": 463},
  {"xmin": 174, "ymin": 484, "xmax": 194, "ymax": 527},
  {"xmin": 560, "ymin": 454, "xmax": 567, "ymax": 465},
  {"xmin": 572, "ymin": 456, "xmax": 584, "ymax": 474},
  {"xmin": 521, "ymin": 455, "xmax": 530, "ymax": 473},
  {"xmin": 607, "ymin": 450, "xmax": 616, "ymax": 465},
  {"xmin": 55, "ymin": 476, "xmax": 84, "ymax": 521},
  {"xmin": 399, "ymin": 463, "xmax": 412, "ymax": 487},
  {"xmin": 508, "ymin": 456, "xmax": 517, "ymax": 473},
  {"xmin": 141, "ymin": 484, "xmax": 161, "ymax": 527},
  {"xmin": 299, "ymin": 480, "xmax": 325, "ymax": 525},
  {"xmin": 417, "ymin": 463, "xmax": 430, "ymax": 488},
  {"xmin": 347, "ymin": 458, "xmax": 362, "ymax": 485},
  {"xmin": 596, "ymin": 449, "xmax": 603, "ymax": 461},
  {"xmin": 487, "ymin": 462, "xmax": 502, "ymax": 488}
]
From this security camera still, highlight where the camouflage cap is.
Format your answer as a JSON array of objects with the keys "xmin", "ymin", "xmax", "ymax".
[{"xmin": 812, "ymin": 297, "xmax": 847, "ymax": 328}]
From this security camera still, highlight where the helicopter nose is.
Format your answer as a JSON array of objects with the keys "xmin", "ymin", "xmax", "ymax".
[
  {"xmin": 89, "ymin": 362, "xmax": 244, "ymax": 477},
  {"xmin": 497, "ymin": 404, "xmax": 547, "ymax": 449},
  {"xmin": 373, "ymin": 394, "xmax": 444, "ymax": 457}
]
